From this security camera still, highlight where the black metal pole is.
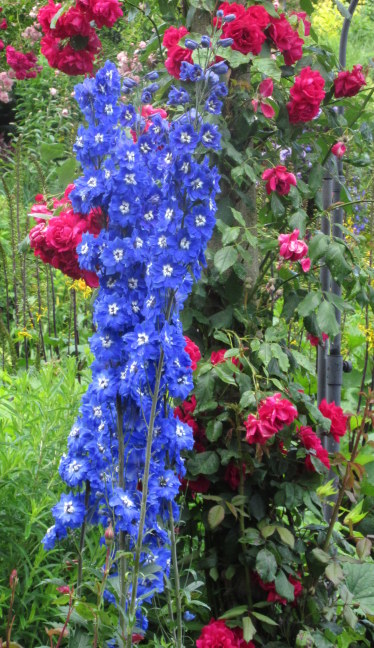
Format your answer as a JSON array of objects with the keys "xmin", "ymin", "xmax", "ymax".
[{"xmin": 320, "ymin": 0, "xmax": 359, "ymax": 519}]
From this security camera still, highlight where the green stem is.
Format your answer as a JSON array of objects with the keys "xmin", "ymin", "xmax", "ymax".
[
  {"xmin": 77, "ymin": 482, "xmax": 91, "ymax": 597},
  {"xmin": 236, "ymin": 426, "xmax": 252, "ymax": 609},
  {"xmin": 116, "ymin": 396, "xmax": 127, "ymax": 643},
  {"xmin": 168, "ymin": 501, "xmax": 183, "ymax": 648},
  {"xmin": 126, "ymin": 292, "xmax": 175, "ymax": 648}
]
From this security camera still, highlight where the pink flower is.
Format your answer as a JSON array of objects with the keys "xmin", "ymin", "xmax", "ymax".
[
  {"xmin": 6, "ymin": 46, "xmax": 42, "ymax": 80},
  {"xmin": 334, "ymin": 65, "xmax": 366, "ymax": 98},
  {"xmin": 245, "ymin": 414, "xmax": 277, "ymax": 445},
  {"xmin": 331, "ymin": 141, "xmax": 346, "ymax": 158},
  {"xmin": 268, "ymin": 14, "xmax": 304, "ymax": 65},
  {"xmin": 262, "ymin": 165, "xmax": 296, "ymax": 195},
  {"xmin": 252, "ymin": 78, "xmax": 275, "ymax": 118},
  {"xmin": 278, "ymin": 229, "xmax": 310, "ymax": 272},
  {"xmin": 319, "ymin": 399, "xmax": 348, "ymax": 442},
  {"xmin": 307, "ymin": 332, "xmax": 328, "ymax": 347},
  {"xmin": 298, "ymin": 426, "xmax": 330, "ymax": 471},
  {"xmin": 258, "ymin": 393, "xmax": 298, "ymax": 430}
]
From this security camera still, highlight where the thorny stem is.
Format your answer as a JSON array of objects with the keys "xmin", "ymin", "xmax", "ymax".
[
  {"xmin": 323, "ymin": 394, "xmax": 372, "ymax": 552},
  {"xmin": 55, "ymin": 588, "xmax": 74, "ymax": 648},
  {"xmin": 125, "ymin": 292, "xmax": 175, "ymax": 648},
  {"xmin": 168, "ymin": 501, "xmax": 183, "ymax": 648}
]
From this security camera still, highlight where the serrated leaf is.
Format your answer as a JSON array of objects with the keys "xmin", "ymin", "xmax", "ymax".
[
  {"xmin": 356, "ymin": 538, "xmax": 372, "ymax": 559},
  {"xmin": 219, "ymin": 605, "xmax": 249, "ymax": 619},
  {"xmin": 311, "ymin": 548, "xmax": 331, "ymax": 564},
  {"xmin": 298, "ymin": 291, "xmax": 322, "ymax": 317},
  {"xmin": 187, "ymin": 451, "xmax": 220, "ymax": 476},
  {"xmin": 243, "ymin": 616, "xmax": 256, "ymax": 641},
  {"xmin": 214, "ymin": 246, "xmax": 238, "ymax": 273},
  {"xmin": 208, "ymin": 504, "xmax": 225, "ymax": 529},
  {"xmin": 275, "ymin": 570, "xmax": 295, "ymax": 602},
  {"xmin": 251, "ymin": 611, "xmax": 278, "ymax": 626},
  {"xmin": 256, "ymin": 549, "xmax": 277, "ymax": 583},
  {"xmin": 40, "ymin": 142, "xmax": 65, "ymax": 162},
  {"xmin": 261, "ymin": 524, "xmax": 276, "ymax": 539},
  {"xmin": 276, "ymin": 526, "xmax": 295, "ymax": 549},
  {"xmin": 343, "ymin": 562, "xmax": 374, "ymax": 614},
  {"xmin": 252, "ymin": 56, "xmax": 281, "ymax": 81},
  {"xmin": 325, "ymin": 562, "xmax": 344, "ymax": 585},
  {"xmin": 219, "ymin": 48, "xmax": 253, "ymax": 68},
  {"xmin": 317, "ymin": 301, "xmax": 340, "ymax": 337},
  {"xmin": 231, "ymin": 208, "xmax": 246, "ymax": 227},
  {"xmin": 206, "ymin": 420, "xmax": 223, "ymax": 443}
]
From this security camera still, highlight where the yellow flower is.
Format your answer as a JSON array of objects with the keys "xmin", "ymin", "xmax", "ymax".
[
  {"xmin": 69, "ymin": 278, "xmax": 93, "ymax": 299},
  {"xmin": 17, "ymin": 329, "xmax": 32, "ymax": 340}
]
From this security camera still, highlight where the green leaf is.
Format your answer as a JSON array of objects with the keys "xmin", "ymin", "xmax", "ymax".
[
  {"xmin": 308, "ymin": 163, "xmax": 323, "ymax": 192},
  {"xmin": 334, "ymin": 0, "xmax": 351, "ymax": 19},
  {"xmin": 214, "ymin": 362, "xmax": 237, "ymax": 386},
  {"xmin": 252, "ymin": 56, "xmax": 281, "ymax": 81},
  {"xmin": 317, "ymin": 301, "xmax": 340, "ymax": 337},
  {"xmin": 56, "ymin": 158, "xmax": 77, "ymax": 190},
  {"xmin": 270, "ymin": 344, "xmax": 289, "ymax": 372},
  {"xmin": 231, "ymin": 208, "xmax": 246, "ymax": 227},
  {"xmin": 270, "ymin": 192, "xmax": 285, "ymax": 217},
  {"xmin": 206, "ymin": 420, "xmax": 223, "ymax": 443},
  {"xmin": 275, "ymin": 570, "xmax": 295, "ymax": 602},
  {"xmin": 242, "ymin": 616, "xmax": 256, "ymax": 642},
  {"xmin": 251, "ymin": 611, "xmax": 278, "ymax": 626},
  {"xmin": 219, "ymin": 605, "xmax": 249, "ymax": 619},
  {"xmin": 325, "ymin": 562, "xmax": 344, "ymax": 585},
  {"xmin": 50, "ymin": 4, "xmax": 67, "ymax": 29},
  {"xmin": 343, "ymin": 562, "xmax": 374, "ymax": 614},
  {"xmin": 222, "ymin": 227, "xmax": 241, "ymax": 245},
  {"xmin": 311, "ymin": 548, "xmax": 331, "ymax": 565},
  {"xmin": 214, "ymin": 246, "xmax": 238, "ymax": 273},
  {"xmin": 187, "ymin": 451, "xmax": 220, "ymax": 476},
  {"xmin": 194, "ymin": 371, "xmax": 215, "ymax": 404},
  {"xmin": 300, "ymin": 0, "xmax": 314, "ymax": 13},
  {"xmin": 309, "ymin": 233, "xmax": 330, "ymax": 261},
  {"xmin": 298, "ymin": 291, "xmax": 322, "ymax": 317},
  {"xmin": 260, "ymin": 524, "xmax": 276, "ymax": 539},
  {"xmin": 40, "ymin": 142, "xmax": 65, "ymax": 162},
  {"xmin": 208, "ymin": 504, "xmax": 225, "ymax": 529},
  {"xmin": 276, "ymin": 526, "xmax": 295, "ymax": 549},
  {"xmin": 356, "ymin": 538, "xmax": 372, "ymax": 560},
  {"xmin": 258, "ymin": 342, "xmax": 272, "ymax": 366},
  {"xmin": 256, "ymin": 549, "xmax": 277, "ymax": 583},
  {"xmin": 219, "ymin": 48, "xmax": 253, "ymax": 68},
  {"xmin": 289, "ymin": 209, "xmax": 308, "ymax": 236}
]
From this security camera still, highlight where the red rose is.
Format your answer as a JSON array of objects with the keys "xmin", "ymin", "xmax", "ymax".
[
  {"xmin": 87, "ymin": 0, "xmax": 123, "ymax": 29},
  {"xmin": 244, "ymin": 414, "xmax": 277, "ymax": 445},
  {"xmin": 214, "ymin": 2, "xmax": 247, "ymax": 27},
  {"xmin": 232, "ymin": 628, "xmax": 255, "ymax": 648},
  {"xmin": 164, "ymin": 45, "xmax": 193, "ymax": 79},
  {"xmin": 258, "ymin": 393, "xmax": 298, "ymax": 430},
  {"xmin": 196, "ymin": 619, "xmax": 239, "ymax": 648},
  {"xmin": 262, "ymin": 165, "xmax": 296, "ymax": 195},
  {"xmin": 268, "ymin": 14, "xmax": 304, "ymax": 65},
  {"xmin": 52, "ymin": 6, "xmax": 91, "ymax": 38},
  {"xmin": 46, "ymin": 211, "xmax": 87, "ymax": 252},
  {"xmin": 334, "ymin": 64, "xmax": 366, "ymax": 98},
  {"xmin": 184, "ymin": 336, "xmax": 201, "ymax": 370},
  {"xmin": 257, "ymin": 573, "xmax": 302, "ymax": 605},
  {"xmin": 223, "ymin": 14, "xmax": 266, "ymax": 55},
  {"xmin": 298, "ymin": 425, "xmax": 330, "ymax": 471},
  {"xmin": 38, "ymin": 0, "xmax": 62, "ymax": 34},
  {"xmin": 181, "ymin": 475, "xmax": 210, "ymax": 494},
  {"xmin": 287, "ymin": 67, "xmax": 325, "ymax": 124},
  {"xmin": 291, "ymin": 11, "xmax": 311, "ymax": 37},
  {"xmin": 211, "ymin": 349, "xmax": 227, "ymax": 365},
  {"xmin": 224, "ymin": 462, "xmax": 245, "ymax": 491},
  {"xmin": 162, "ymin": 25, "xmax": 189, "ymax": 49},
  {"xmin": 319, "ymin": 399, "xmax": 348, "ymax": 442},
  {"xmin": 247, "ymin": 5, "xmax": 270, "ymax": 29}
]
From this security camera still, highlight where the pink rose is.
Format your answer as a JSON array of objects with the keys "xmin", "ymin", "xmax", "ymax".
[
  {"xmin": 331, "ymin": 141, "xmax": 346, "ymax": 158},
  {"xmin": 245, "ymin": 414, "xmax": 277, "ymax": 445},
  {"xmin": 287, "ymin": 67, "xmax": 325, "ymax": 124},
  {"xmin": 319, "ymin": 399, "xmax": 348, "ymax": 442},
  {"xmin": 262, "ymin": 165, "xmax": 296, "ymax": 195},
  {"xmin": 258, "ymin": 392, "xmax": 298, "ymax": 430}
]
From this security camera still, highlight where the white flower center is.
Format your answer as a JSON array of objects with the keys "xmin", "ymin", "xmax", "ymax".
[
  {"xmin": 113, "ymin": 248, "xmax": 124, "ymax": 262},
  {"xmin": 108, "ymin": 303, "xmax": 119, "ymax": 315},
  {"xmin": 163, "ymin": 264, "xmax": 173, "ymax": 277}
]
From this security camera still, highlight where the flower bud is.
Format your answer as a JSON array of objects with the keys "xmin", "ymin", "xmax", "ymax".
[
  {"xmin": 216, "ymin": 9, "xmax": 224, "ymax": 17},
  {"xmin": 9, "ymin": 569, "xmax": 18, "ymax": 588},
  {"xmin": 200, "ymin": 35, "xmax": 211, "ymax": 48},
  {"xmin": 105, "ymin": 523, "xmax": 114, "ymax": 544},
  {"xmin": 185, "ymin": 38, "xmax": 199, "ymax": 50},
  {"xmin": 223, "ymin": 13, "xmax": 236, "ymax": 22},
  {"xmin": 144, "ymin": 70, "xmax": 159, "ymax": 80},
  {"xmin": 122, "ymin": 77, "xmax": 138, "ymax": 89},
  {"xmin": 210, "ymin": 61, "xmax": 229, "ymax": 75},
  {"xmin": 217, "ymin": 38, "xmax": 234, "ymax": 48}
]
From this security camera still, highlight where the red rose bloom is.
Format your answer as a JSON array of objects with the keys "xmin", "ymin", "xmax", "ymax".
[
  {"xmin": 257, "ymin": 573, "xmax": 302, "ymax": 605},
  {"xmin": 52, "ymin": 6, "xmax": 91, "ymax": 37},
  {"xmin": 162, "ymin": 25, "xmax": 189, "ymax": 49},
  {"xmin": 38, "ymin": 0, "xmax": 61, "ymax": 33},
  {"xmin": 86, "ymin": 0, "xmax": 123, "ymax": 29},
  {"xmin": 318, "ymin": 399, "xmax": 348, "ymax": 442},
  {"xmin": 244, "ymin": 414, "xmax": 277, "ymax": 445},
  {"xmin": 331, "ymin": 141, "xmax": 346, "ymax": 158},
  {"xmin": 196, "ymin": 619, "xmax": 239, "ymax": 648},
  {"xmin": 334, "ymin": 64, "xmax": 366, "ymax": 98},
  {"xmin": 262, "ymin": 165, "xmax": 296, "ymax": 195},
  {"xmin": 278, "ymin": 229, "xmax": 310, "ymax": 272},
  {"xmin": 298, "ymin": 426, "xmax": 330, "ymax": 471},
  {"xmin": 164, "ymin": 45, "xmax": 193, "ymax": 79},
  {"xmin": 268, "ymin": 14, "xmax": 304, "ymax": 65},
  {"xmin": 258, "ymin": 393, "xmax": 298, "ymax": 430},
  {"xmin": 211, "ymin": 349, "xmax": 227, "ymax": 365},
  {"xmin": 232, "ymin": 628, "xmax": 255, "ymax": 648},
  {"xmin": 247, "ymin": 5, "xmax": 270, "ymax": 29},
  {"xmin": 291, "ymin": 11, "xmax": 311, "ymax": 36},
  {"xmin": 287, "ymin": 67, "xmax": 325, "ymax": 124},
  {"xmin": 224, "ymin": 462, "xmax": 245, "ymax": 491},
  {"xmin": 184, "ymin": 336, "xmax": 201, "ymax": 370},
  {"xmin": 223, "ymin": 14, "xmax": 266, "ymax": 56}
]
